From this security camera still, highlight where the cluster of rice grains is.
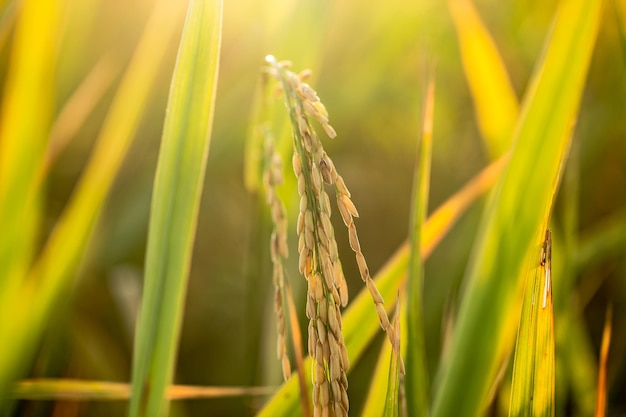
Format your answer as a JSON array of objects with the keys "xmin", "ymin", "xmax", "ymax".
[
  {"xmin": 264, "ymin": 56, "xmax": 401, "ymax": 417},
  {"xmin": 262, "ymin": 125, "xmax": 291, "ymax": 381}
]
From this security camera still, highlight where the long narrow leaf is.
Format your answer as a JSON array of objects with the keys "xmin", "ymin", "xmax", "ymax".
[
  {"xmin": 10, "ymin": 379, "xmax": 274, "ymax": 400},
  {"xmin": 0, "ymin": 0, "xmax": 61, "ymax": 291},
  {"xmin": 284, "ymin": 280, "xmax": 311, "ymax": 417},
  {"xmin": 405, "ymin": 74, "xmax": 434, "ymax": 417},
  {"xmin": 258, "ymin": 155, "xmax": 505, "ymax": 417},
  {"xmin": 0, "ymin": 0, "xmax": 61, "ymax": 401},
  {"xmin": 128, "ymin": 1, "xmax": 223, "ymax": 416},
  {"xmin": 431, "ymin": 1, "xmax": 603, "ymax": 416},
  {"xmin": 0, "ymin": 0, "xmax": 187, "ymax": 406},
  {"xmin": 384, "ymin": 298, "xmax": 403, "ymax": 417},
  {"xmin": 0, "ymin": 1, "xmax": 63, "ymax": 398},
  {"xmin": 448, "ymin": 0, "xmax": 519, "ymax": 159},
  {"xmin": 361, "ymin": 315, "xmax": 395, "ymax": 417},
  {"xmin": 362, "ymin": 293, "xmax": 409, "ymax": 417},
  {"xmin": 509, "ymin": 230, "xmax": 555, "ymax": 417}
]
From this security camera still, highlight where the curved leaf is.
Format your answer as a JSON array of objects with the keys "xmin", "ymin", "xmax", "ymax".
[
  {"xmin": 448, "ymin": 0, "xmax": 519, "ymax": 158},
  {"xmin": 128, "ymin": 0, "xmax": 223, "ymax": 416},
  {"xmin": 431, "ymin": 1, "xmax": 603, "ymax": 416},
  {"xmin": 405, "ymin": 74, "xmax": 435, "ymax": 417},
  {"xmin": 0, "ymin": 0, "xmax": 187, "ymax": 406}
]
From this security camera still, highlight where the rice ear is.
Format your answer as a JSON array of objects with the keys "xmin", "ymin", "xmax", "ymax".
[{"xmin": 264, "ymin": 56, "xmax": 401, "ymax": 416}]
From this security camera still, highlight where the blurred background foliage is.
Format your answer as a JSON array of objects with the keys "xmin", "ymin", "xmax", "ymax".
[{"xmin": 2, "ymin": 0, "xmax": 625, "ymax": 415}]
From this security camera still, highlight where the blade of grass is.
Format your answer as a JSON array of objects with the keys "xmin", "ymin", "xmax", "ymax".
[
  {"xmin": 509, "ymin": 230, "xmax": 555, "ymax": 417},
  {"xmin": 430, "ymin": 1, "xmax": 603, "ymax": 416},
  {"xmin": 361, "ymin": 315, "xmax": 395, "ymax": 417},
  {"xmin": 384, "ymin": 296, "xmax": 403, "ymax": 417},
  {"xmin": 258, "ymin": 155, "xmax": 505, "ymax": 417},
  {"xmin": 128, "ymin": 1, "xmax": 223, "ymax": 416},
  {"xmin": 284, "ymin": 279, "xmax": 311, "ymax": 417},
  {"xmin": 594, "ymin": 305, "xmax": 612, "ymax": 417},
  {"xmin": 0, "ymin": 0, "xmax": 62, "ymax": 400},
  {"xmin": 448, "ymin": 0, "xmax": 519, "ymax": 159},
  {"xmin": 405, "ymin": 72, "xmax": 434, "ymax": 417},
  {"xmin": 554, "ymin": 144, "xmax": 579, "ymax": 416},
  {"xmin": 0, "ymin": 0, "xmax": 62, "ymax": 322},
  {"xmin": 9, "ymin": 379, "xmax": 274, "ymax": 400},
  {"xmin": 0, "ymin": 0, "xmax": 186, "ymax": 405},
  {"xmin": 362, "ymin": 292, "xmax": 409, "ymax": 417},
  {"xmin": 529, "ymin": 255, "xmax": 555, "ymax": 417},
  {"xmin": 367, "ymin": 353, "xmax": 401, "ymax": 417}
]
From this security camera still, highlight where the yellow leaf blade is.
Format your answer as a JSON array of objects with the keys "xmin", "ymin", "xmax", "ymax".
[
  {"xmin": 448, "ymin": 0, "xmax": 519, "ymax": 158},
  {"xmin": 9, "ymin": 379, "xmax": 274, "ymax": 401},
  {"xmin": 431, "ymin": 0, "xmax": 603, "ymax": 415},
  {"xmin": 509, "ymin": 230, "xmax": 555, "ymax": 417}
]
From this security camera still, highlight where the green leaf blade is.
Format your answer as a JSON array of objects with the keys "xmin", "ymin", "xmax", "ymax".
[
  {"xmin": 0, "ymin": 0, "xmax": 185, "ymax": 405},
  {"xmin": 128, "ymin": 1, "xmax": 223, "ymax": 416},
  {"xmin": 361, "ymin": 323, "xmax": 395, "ymax": 417},
  {"xmin": 384, "ymin": 300, "xmax": 402, "ymax": 417},
  {"xmin": 0, "ymin": 0, "xmax": 61, "ymax": 291},
  {"xmin": 405, "ymin": 75, "xmax": 434, "ymax": 417},
  {"xmin": 509, "ymin": 232, "xmax": 555, "ymax": 417},
  {"xmin": 430, "ymin": 1, "xmax": 603, "ymax": 416},
  {"xmin": 0, "ymin": 5, "xmax": 63, "ymax": 394}
]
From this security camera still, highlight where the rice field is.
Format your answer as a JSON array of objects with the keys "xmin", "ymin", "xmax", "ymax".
[{"xmin": 0, "ymin": 0, "xmax": 624, "ymax": 416}]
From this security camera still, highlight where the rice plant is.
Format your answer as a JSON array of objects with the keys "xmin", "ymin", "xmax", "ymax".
[{"xmin": 1, "ymin": 0, "xmax": 622, "ymax": 416}]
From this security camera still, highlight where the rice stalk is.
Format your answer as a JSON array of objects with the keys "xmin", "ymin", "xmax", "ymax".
[
  {"xmin": 262, "ymin": 124, "xmax": 291, "ymax": 381},
  {"xmin": 264, "ymin": 55, "xmax": 401, "ymax": 417},
  {"xmin": 261, "ymin": 79, "xmax": 311, "ymax": 415}
]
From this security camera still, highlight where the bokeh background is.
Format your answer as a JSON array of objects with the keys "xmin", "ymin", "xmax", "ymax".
[{"xmin": 7, "ymin": 0, "xmax": 625, "ymax": 415}]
